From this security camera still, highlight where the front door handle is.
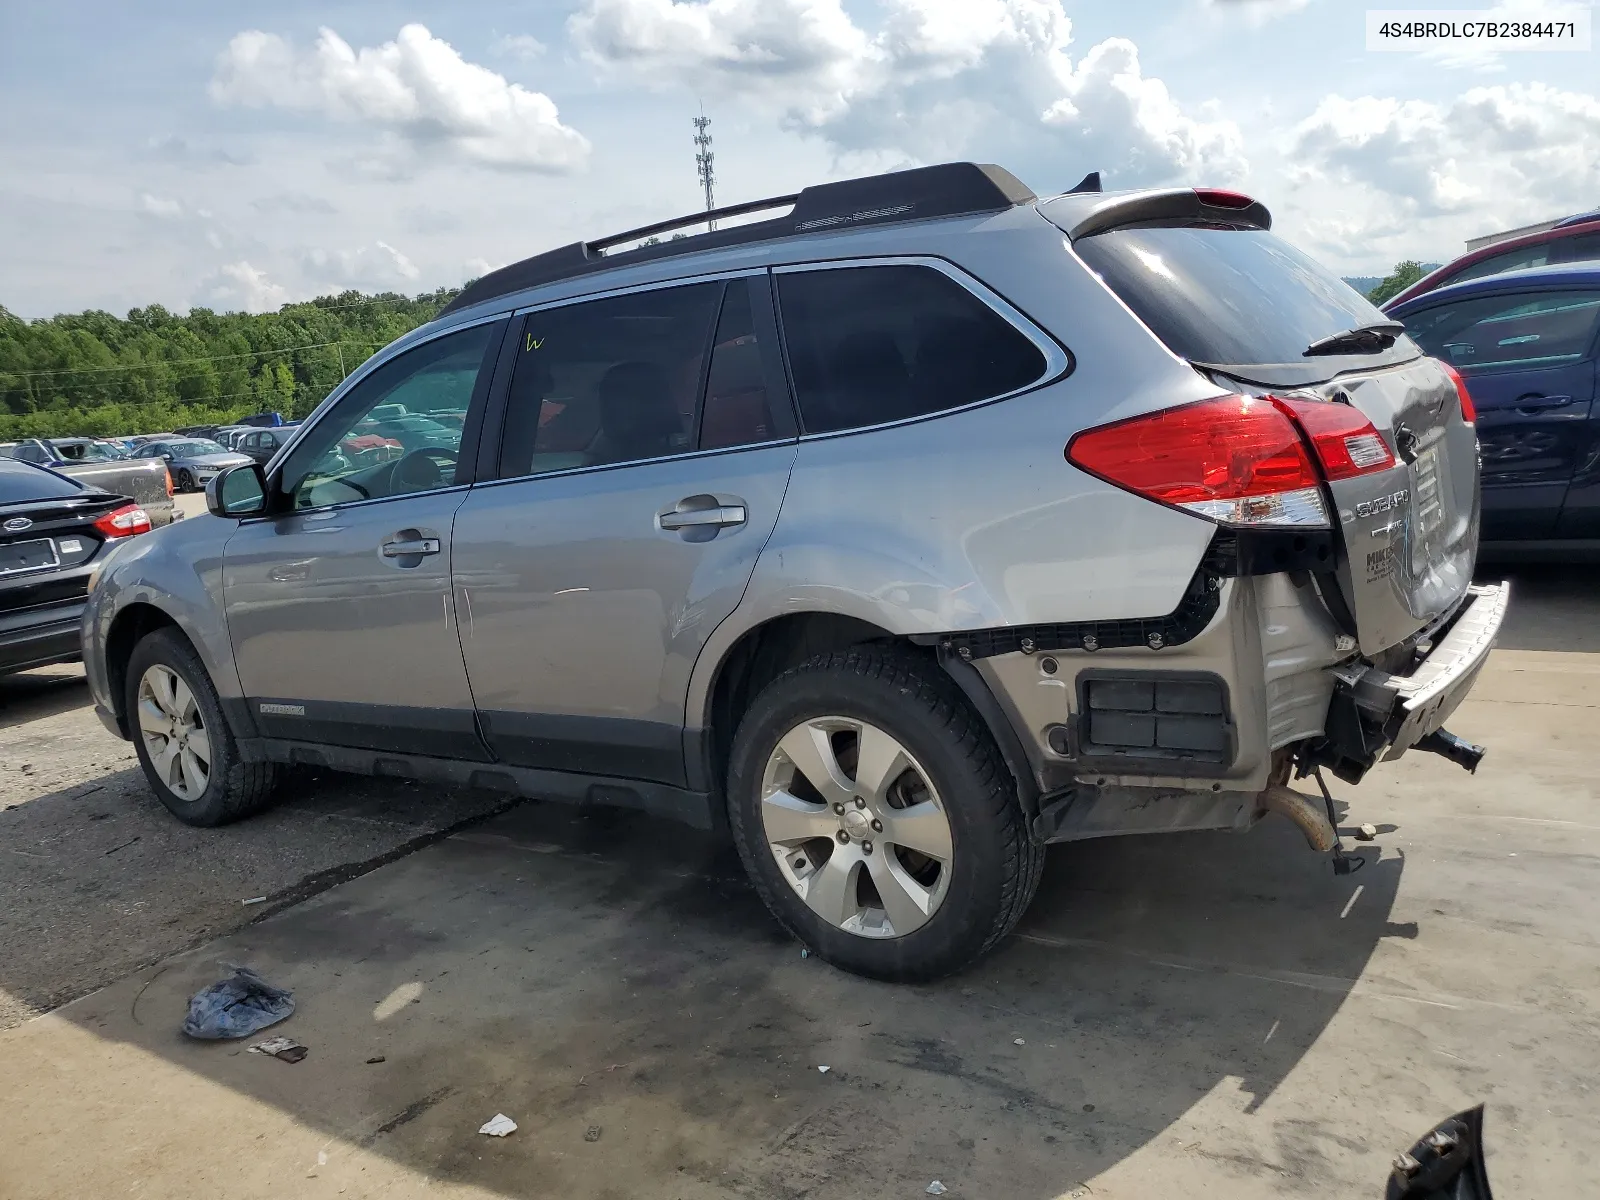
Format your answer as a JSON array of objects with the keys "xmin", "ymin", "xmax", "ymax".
[
  {"xmin": 659, "ymin": 504, "xmax": 747, "ymax": 531},
  {"xmin": 382, "ymin": 537, "xmax": 441, "ymax": 557},
  {"xmin": 1515, "ymin": 394, "xmax": 1574, "ymax": 413}
]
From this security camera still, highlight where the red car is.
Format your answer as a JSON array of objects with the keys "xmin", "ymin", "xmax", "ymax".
[{"xmin": 1384, "ymin": 208, "xmax": 1600, "ymax": 309}]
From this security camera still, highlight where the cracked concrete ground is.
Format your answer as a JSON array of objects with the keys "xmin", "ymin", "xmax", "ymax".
[{"xmin": 0, "ymin": 561, "xmax": 1596, "ymax": 1198}]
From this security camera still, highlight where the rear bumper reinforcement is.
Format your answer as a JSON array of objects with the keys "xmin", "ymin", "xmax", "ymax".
[{"xmin": 1319, "ymin": 582, "xmax": 1508, "ymax": 778}]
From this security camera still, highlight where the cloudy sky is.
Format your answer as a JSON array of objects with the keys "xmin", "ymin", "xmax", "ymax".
[{"xmin": 2, "ymin": 0, "xmax": 1597, "ymax": 318}]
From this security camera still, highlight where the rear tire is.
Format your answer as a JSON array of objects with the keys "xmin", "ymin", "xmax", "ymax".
[
  {"xmin": 727, "ymin": 646, "xmax": 1044, "ymax": 982},
  {"xmin": 125, "ymin": 628, "xmax": 281, "ymax": 827}
]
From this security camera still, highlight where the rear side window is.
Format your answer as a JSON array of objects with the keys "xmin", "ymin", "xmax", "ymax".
[
  {"xmin": 0, "ymin": 459, "xmax": 84, "ymax": 503},
  {"xmin": 1450, "ymin": 244, "xmax": 1555, "ymax": 285},
  {"xmin": 776, "ymin": 264, "xmax": 1048, "ymax": 435},
  {"xmin": 1074, "ymin": 226, "xmax": 1404, "ymax": 367},
  {"xmin": 498, "ymin": 282, "xmax": 724, "ymax": 478},
  {"xmin": 1402, "ymin": 290, "xmax": 1600, "ymax": 370}
]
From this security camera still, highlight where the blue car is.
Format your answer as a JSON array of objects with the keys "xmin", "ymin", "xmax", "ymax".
[{"xmin": 1389, "ymin": 263, "xmax": 1600, "ymax": 556}]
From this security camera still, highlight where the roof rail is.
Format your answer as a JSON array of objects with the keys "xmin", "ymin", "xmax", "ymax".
[{"xmin": 438, "ymin": 162, "xmax": 1035, "ymax": 317}]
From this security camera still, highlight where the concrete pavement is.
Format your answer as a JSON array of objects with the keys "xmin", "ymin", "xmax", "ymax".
[{"xmin": 0, "ymin": 564, "xmax": 1596, "ymax": 1198}]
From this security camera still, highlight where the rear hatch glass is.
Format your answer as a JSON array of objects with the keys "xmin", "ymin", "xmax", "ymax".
[
  {"xmin": 1070, "ymin": 223, "xmax": 1414, "ymax": 371},
  {"xmin": 1064, "ymin": 220, "xmax": 1477, "ymax": 655}
]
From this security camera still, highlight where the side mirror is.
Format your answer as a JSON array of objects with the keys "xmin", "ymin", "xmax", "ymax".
[{"xmin": 207, "ymin": 463, "xmax": 268, "ymax": 519}]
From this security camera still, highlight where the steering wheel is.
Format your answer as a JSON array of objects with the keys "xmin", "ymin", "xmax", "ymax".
[{"xmin": 391, "ymin": 447, "xmax": 459, "ymax": 493}]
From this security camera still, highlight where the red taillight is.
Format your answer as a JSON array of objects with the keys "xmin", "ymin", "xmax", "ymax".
[
  {"xmin": 1439, "ymin": 361, "xmax": 1476, "ymax": 424},
  {"xmin": 92, "ymin": 504, "xmax": 152, "ymax": 538},
  {"xmin": 1195, "ymin": 188, "xmax": 1255, "ymax": 210},
  {"xmin": 1066, "ymin": 394, "xmax": 1328, "ymax": 527},
  {"xmin": 1271, "ymin": 396, "xmax": 1396, "ymax": 480}
]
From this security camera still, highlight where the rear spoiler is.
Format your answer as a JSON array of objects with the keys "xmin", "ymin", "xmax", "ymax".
[{"xmin": 1050, "ymin": 188, "xmax": 1272, "ymax": 241}]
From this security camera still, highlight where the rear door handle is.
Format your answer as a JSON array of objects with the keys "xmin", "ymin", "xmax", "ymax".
[
  {"xmin": 659, "ymin": 505, "xmax": 747, "ymax": 531},
  {"xmin": 1515, "ymin": 394, "xmax": 1574, "ymax": 413},
  {"xmin": 382, "ymin": 537, "xmax": 441, "ymax": 557}
]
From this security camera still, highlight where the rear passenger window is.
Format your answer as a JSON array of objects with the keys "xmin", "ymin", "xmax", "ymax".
[
  {"xmin": 776, "ymin": 265, "xmax": 1048, "ymax": 435},
  {"xmin": 701, "ymin": 278, "xmax": 781, "ymax": 451},
  {"xmin": 499, "ymin": 282, "xmax": 722, "ymax": 478}
]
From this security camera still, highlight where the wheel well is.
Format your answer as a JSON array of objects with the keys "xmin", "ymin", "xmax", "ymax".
[
  {"xmin": 702, "ymin": 613, "xmax": 906, "ymax": 793},
  {"xmin": 104, "ymin": 603, "xmax": 182, "ymax": 728}
]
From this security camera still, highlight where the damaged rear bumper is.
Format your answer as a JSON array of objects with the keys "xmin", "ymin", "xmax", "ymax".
[{"xmin": 1318, "ymin": 582, "xmax": 1508, "ymax": 780}]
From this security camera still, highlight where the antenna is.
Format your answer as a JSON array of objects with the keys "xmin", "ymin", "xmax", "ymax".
[{"xmin": 692, "ymin": 112, "xmax": 716, "ymax": 231}]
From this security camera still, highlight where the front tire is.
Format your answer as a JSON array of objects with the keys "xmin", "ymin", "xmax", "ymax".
[
  {"xmin": 126, "ymin": 628, "xmax": 281, "ymax": 826},
  {"xmin": 727, "ymin": 647, "xmax": 1044, "ymax": 982},
  {"xmin": 176, "ymin": 469, "xmax": 195, "ymax": 492}
]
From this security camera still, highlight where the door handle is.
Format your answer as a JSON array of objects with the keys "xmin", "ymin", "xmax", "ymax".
[
  {"xmin": 1515, "ymin": 394, "xmax": 1574, "ymax": 413},
  {"xmin": 381, "ymin": 537, "xmax": 441, "ymax": 557},
  {"xmin": 659, "ymin": 504, "xmax": 747, "ymax": 531}
]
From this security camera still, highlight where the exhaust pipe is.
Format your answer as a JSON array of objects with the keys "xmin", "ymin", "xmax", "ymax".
[
  {"xmin": 1416, "ymin": 728, "xmax": 1486, "ymax": 774},
  {"xmin": 1259, "ymin": 784, "xmax": 1337, "ymax": 853}
]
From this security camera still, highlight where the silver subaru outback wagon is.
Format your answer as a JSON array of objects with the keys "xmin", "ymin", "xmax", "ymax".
[{"xmin": 82, "ymin": 163, "xmax": 1505, "ymax": 981}]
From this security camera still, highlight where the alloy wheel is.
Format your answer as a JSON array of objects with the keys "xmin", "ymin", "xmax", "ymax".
[
  {"xmin": 760, "ymin": 716, "xmax": 953, "ymax": 939},
  {"xmin": 136, "ymin": 664, "xmax": 211, "ymax": 800}
]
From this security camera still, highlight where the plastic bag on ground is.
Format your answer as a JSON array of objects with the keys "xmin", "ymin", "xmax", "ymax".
[{"xmin": 182, "ymin": 966, "xmax": 295, "ymax": 1040}]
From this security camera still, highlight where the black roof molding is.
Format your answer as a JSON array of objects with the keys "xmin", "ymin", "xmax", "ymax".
[{"xmin": 439, "ymin": 162, "xmax": 1036, "ymax": 317}]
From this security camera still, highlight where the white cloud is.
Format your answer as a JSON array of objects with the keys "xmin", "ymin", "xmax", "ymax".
[
  {"xmin": 302, "ymin": 240, "xmax": 422, "ymax": 290},
  {"xmin": 1284, "ymin": 82, "xmax": 1600, "ymax": 267},
  {"xmin": 1199, "ymin": 0, "xmax": 1309, "ymax": 24},
  {"xmin": 209, "ymin": 261, "xmax": 290, "ymax": 312},
  {"xmin": 568, "ymin": 0, "xmax": 1246, "ymax": 188},
  {"xmin": 493, "ymin": 33, "xmax": 548, "ymax": 60},
  {"xmin": 139, "ymin": 193, "xmax": 185, "ymax": 219},
  {"xmin": 209, "ymin": 23, "xmax": 590, "ymax": 173}
]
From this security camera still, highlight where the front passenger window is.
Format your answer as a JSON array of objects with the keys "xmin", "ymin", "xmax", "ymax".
[{"xmin": 278, "ymin": 322, "xmax": 499, "ymax": 510}]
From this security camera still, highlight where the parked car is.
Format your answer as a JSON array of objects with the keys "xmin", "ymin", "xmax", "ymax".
[
  {"xmin": 235, "ymin": 411, "xmax": 285, "ymax": 428},
  {"xmin": 8, "ymin": 439, "xmax": 177, "ymax": 526},
  {"xmin": 81, "ymin": 163, "xmax": 1502, "ymax": 981},
  {"xmin": 1388, "ymin": 263, "xmax": 1600, "ymax": 556},
  {"xmin": 2, "ymin": 458, "xmax": 152, "ymax": 675},
  {"xmin": 211, "ymin": 426, "xmax": 254, "ymax": 450},
  {"xmin": 128, "ymin": 438, "xmax": 253, "ymax": 492},
  {"xmin": 1384, "ymin": 209, "xmax": 1600, "ymax": 308},
  {"xmin": 231, "ymin": 424, "xmax": 299, "ymax": 466}
]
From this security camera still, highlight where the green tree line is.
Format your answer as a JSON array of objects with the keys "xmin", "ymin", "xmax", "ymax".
[{"xmin": 0, "ymin": 287, "xmax": 460, "ymax": 442}]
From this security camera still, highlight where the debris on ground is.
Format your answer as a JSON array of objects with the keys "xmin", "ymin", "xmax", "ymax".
[
  {"xmin": 817, "ymin": 1065, "xmax": 830, "ymax": 1073},
  {"xmin": 365, "ymin": 1056, "xmax": 386, "ymax": 1064},
  {"xmin": 249, "ymin": 1035, "xmax": 308, "ymax": 1063},
  {"xmin": 1356, "ymin": 823, "xmax": 1378, "ymax": 841},
  {"xmin": 479, "ymin": 1114, "xmax": 518, "ymax": 1137},
  {"xmin": 241, "ymin": 896, "xmax": 268, "ymax": 906},
  {"xmin": 926, "ymin": 1182, "xmax": 948, "ymax": 1195},
  {"xmin": 585, "ymin": 1125, "xmax": 602, "ymax": 1142},
  {"xmin": 182, "ymin": 966, "xmax": 295, "ymax": 1040},
  {"xmin": 1013, "ymin": 1038, "xmax": 1025, "ymax": 1045},
  {"xmin": 799, "ymin": 948, "xmax": 810, "ymax": 958}
]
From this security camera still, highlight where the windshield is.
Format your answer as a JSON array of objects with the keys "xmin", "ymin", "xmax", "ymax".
[
  {"xmin": 1074, "ymin": 224, "xmax": 1417, "ymax": 366},
  {"xmin": 49, "ymin": 440, "xmax": 125, "ymax": 461},
  {"xmin": 166, "ymin": 440, "xmax": 227, "ymax": 456}
]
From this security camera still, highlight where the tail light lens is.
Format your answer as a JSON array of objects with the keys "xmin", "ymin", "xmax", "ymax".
[
  {"xmin": 1438, "ymin": 360, "xmax": 1477, "ymax": 424},
  {"xmin": 1066, "ymin": 394, "xmax": 1329, "ymax": 527},
  {"xmin": 1271, "ymin": 396, "xmax": 1396, "ymax": 480},
  {"xmin": 92, "ymin": 504, "xmax": 152, "ymax": 538}
]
